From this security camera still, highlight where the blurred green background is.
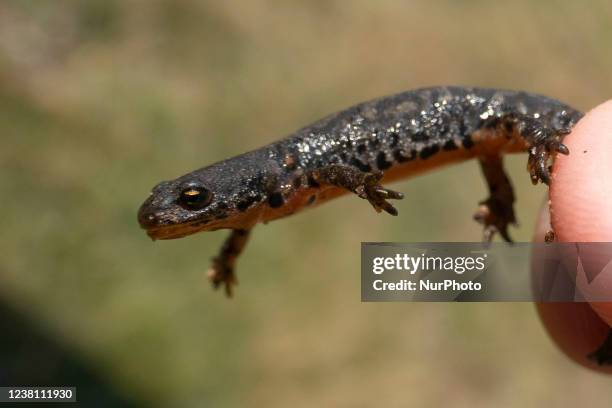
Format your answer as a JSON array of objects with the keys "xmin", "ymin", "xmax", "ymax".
[{"xmin": 2, "ymin": 0, "xmax": 612, "ymax": 406}]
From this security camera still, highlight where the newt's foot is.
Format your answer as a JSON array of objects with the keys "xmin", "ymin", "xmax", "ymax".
[
  {"xmin": 207, "ymin": 257, "xmax": 237, "ymax": 297},
  {"xmin": 476, "ymin": 156, "xmax": 517, "ymax": 243},
  {"xmin": 312, "ymin": 165, "xmax": 404, "ymax": 216},
  {"xmin": 526, "ymin": 127, "xmax": 570, "ymax": 185},
  {"xmin": 208, "ymin": 228, "xmax": 251, "ymax": 298},
  {"xmin": 355, "ymin": 171, "xmax": 404, "ymax": 216},
  {"xmin": 473, "ymin": 196, "xmax": 516, "ymax": 243}
]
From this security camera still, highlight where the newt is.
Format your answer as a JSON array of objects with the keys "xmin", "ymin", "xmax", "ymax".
[
  {"xmin": 138, "ymin": 86, "xmax": 582, "ymax": 294},
  {"xmin": 137, "ymin": 86, "xmax": 612, "ymax": 366}
]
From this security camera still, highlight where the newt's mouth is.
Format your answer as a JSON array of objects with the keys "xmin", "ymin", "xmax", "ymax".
[
  {"xmin": 142, "ymin": 221, "xmax": 222, "ymax": 240},
  {"xmin": 138, "ymin": 205, "xmax": 216, "ymax": 240},
  {"xmin": 144, "ymin": 225, "xmax": 193, "ymax": 240}
]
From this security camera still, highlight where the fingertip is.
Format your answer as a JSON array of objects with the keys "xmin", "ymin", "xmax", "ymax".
[
  {"xmin": 549, "ymin": 100, "xmax": 612, "ymax": 327},
  {"xmin": 534, "ymin": 99, "xmax": 612, "ymax": 371},
  {"xmin": 550, "ymin": 99, "xmax": 612, "ymax": 242}
]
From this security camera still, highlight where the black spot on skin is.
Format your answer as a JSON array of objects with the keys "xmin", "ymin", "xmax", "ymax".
[
  {"xmin": 503, "ymin": 121, "xmax": 513, "ymax": 133},
  {"xmin": 459, "ymin": 121, "xmax": 468, "ymax": 137},
  {"xmin": 442, "ymin": 139, "xmax": 458, "ymax": 151},
  {"xmin": 217, "ymin": 202, "xmax": 228, "ymax": 210},
  {"xmin": 481, "ymin": 116, "xmax": 497, "ymax": 129},
  {"xmin": 462, "ymin": 135, "xmax": 475, "ymax": 149},
  {"xmin": 376, "ymin": 151, "xmax": 392, "ymax": 170},
  {"xmin": 307, "ymin": 175, "xmax": 320, "ymax": 188},
  {"xmin": 237, "ymin": 195, "xmax": 258, "ymax": 211},
  {"xmin": 216, "ymin": 213, "xmax": 228, "ymax": 219},
  {"xmin": 349, "ymin": 157, "xmax": 372, "ymax": 172},
  {"xmin": 411, "ymin": 131, "xmax": 428, "ymax": 142},
  {"xmin": 268, "ymin": 192, "xmax": 284, "ymax": 208},
  {"xmin": 339, "ymin": 152, "xmax": 348, "ymax": 162},
  {"xmin": 389, "ymin": 132, "xmax": 399, "ymax": 148},
  {"xmin": 247, "ymin": 177, "xmax": 260, "ymax": 189},
  {"xmin": 437, "ymin": 123, "xmax": 449, "ymax": 135},
  {"xmin": 357, "ymin": 144, "xmax": 367, "ymax": 154},
  {"xmin": 393, "ymin": 150, "xmax": 406, "ymax": 162},
  {"xmin": 419, "ymin": 145, "xmax": 440, "ymax": 160},
  {"xmin": 307, "ymin": 195, "xmax": 316, "ymax": 205},
  {"xmin": 293, "ymin": 176, "xmax": 302, "ymax": 188},
  {"xmin": 393, "ymin": 149, "xmax": 415, "ymax": 163}
]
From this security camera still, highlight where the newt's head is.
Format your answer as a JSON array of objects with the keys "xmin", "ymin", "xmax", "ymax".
[{"xmin": 138, "ymin": 152, "xmax": 273, "ymax": 240}]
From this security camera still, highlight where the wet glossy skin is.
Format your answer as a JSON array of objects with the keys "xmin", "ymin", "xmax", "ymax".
[
  {"xmin": 138, "ymin": 86, "xmax": 582, "ymax": 239},
  {"xmin": 137, "ymin": 85, "xmax": 583, "ymax": 300},
  {"xmin": 136, "ymin": 88, "xmax": 612, "ymax": 365}
]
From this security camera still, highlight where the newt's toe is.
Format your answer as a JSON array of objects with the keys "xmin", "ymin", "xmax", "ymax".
[
  {"xmin": 357, "ymin": 172, "xmax": 404, "ymax": 216},
  {"xmin": 526, "ymin": 129, "xmax": 571, "ymax": 185},
  {"xmin": 207, "ymin": 258, "xmax": 237, "ymax": 297},
  {"xmin": 473, "ymin": 197, "xmax": 516, "ymax": 243}
]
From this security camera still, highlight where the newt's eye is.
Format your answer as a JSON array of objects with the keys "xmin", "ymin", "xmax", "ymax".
[{"xmin": 178, "ymin": 186, "xmax": 213, "ymax": 210}]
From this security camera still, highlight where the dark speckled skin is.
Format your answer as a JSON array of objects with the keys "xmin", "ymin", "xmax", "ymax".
[
  {"xmin": 283, "ymin": 86, "xmax": 580, "ymax": 171},
  {"xmin": 137, "ymin": 85, "xmax": 584, "ymax": 298},
  {"xmin": 138, "ymin": 86, "xmax": 582, "ymax": 239}
]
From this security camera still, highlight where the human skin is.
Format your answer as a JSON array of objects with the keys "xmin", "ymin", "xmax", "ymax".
[{"xmin": 534, "ymin": 100, "xmax": 612, "ymax": 373}]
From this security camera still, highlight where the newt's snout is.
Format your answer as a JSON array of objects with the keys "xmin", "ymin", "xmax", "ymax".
[{"xmin": 137, "ymin": 196, "xmax": 158, "ymax": 230}]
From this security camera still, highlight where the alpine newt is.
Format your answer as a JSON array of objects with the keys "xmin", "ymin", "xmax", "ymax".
[{"xmin": 138, "ymin": 86, "xmax": 582, "ymax": 295}]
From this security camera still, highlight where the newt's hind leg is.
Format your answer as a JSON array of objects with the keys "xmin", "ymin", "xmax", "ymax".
[
  {"xmin": 473, "ymin": 155, "xmax": 517, "ymax": 243},
  {"xmin": 311, "ymin": 164, "xmax": 404, "ymax": 215},
  {"xmin": 588, "ymin": 328, "xmax": 612, "ymax": 366}
]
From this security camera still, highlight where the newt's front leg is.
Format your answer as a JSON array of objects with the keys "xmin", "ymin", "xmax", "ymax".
[
  {"xmin": 311, "ymin": 165, "xmax": 404, "ymax": 215},
  {"xmin": 207, "ymin": 228, "xmax": 251, "ymax": 297}
]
